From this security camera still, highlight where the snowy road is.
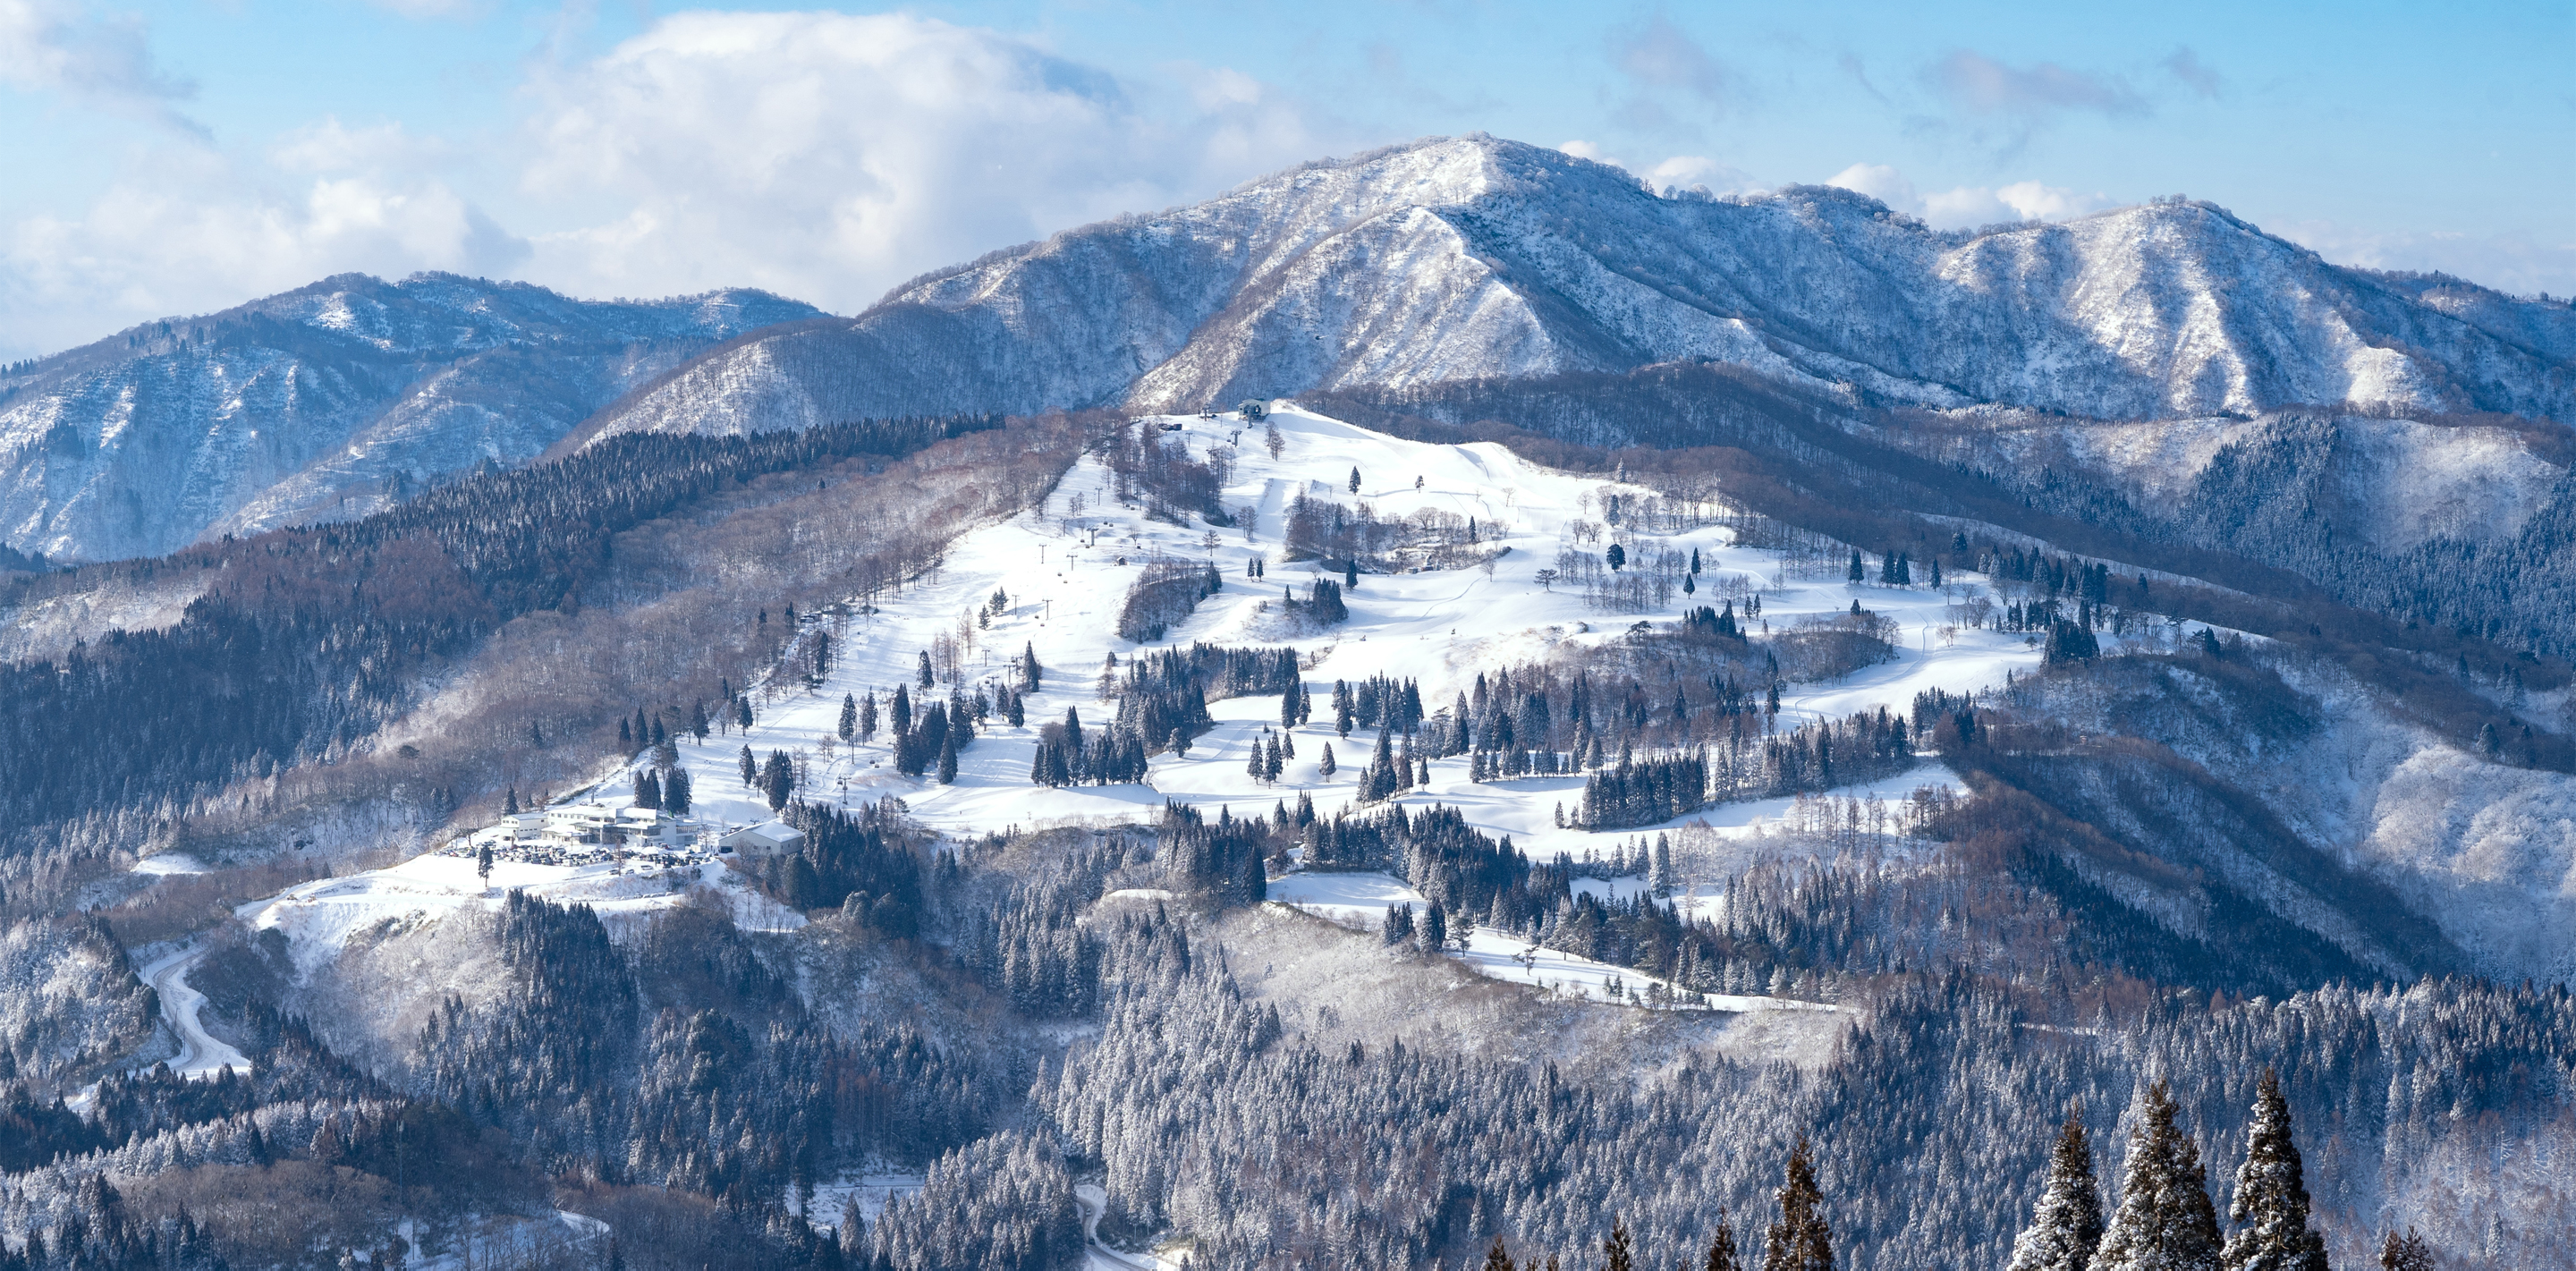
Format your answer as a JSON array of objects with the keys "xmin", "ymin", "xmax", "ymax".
[
  {"xmin": 136, "ymin": 940, "xmax": 253, "ymax": 1078},
  {"xmin": 1074, "ymin": 1184, "xmax": 1170, "ymax": 1271}
]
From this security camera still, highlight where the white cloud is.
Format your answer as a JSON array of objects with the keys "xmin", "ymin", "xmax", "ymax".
[
  {"xmin": 1928, "ymin": 50, "xmax": 2144, "ymax": 120},
  {"xmin": 1646, "ymin": 155, "xmax": 1752, "ymax": 194},
  {"xmin": 1826, "ymin": 163, "xmax": 2109, "ymax": 230},
  {"xmin": 513, "ymin": 12, "xmax": 1323, "ymax": 311},
  {"xmin": 1557, "ymin": 140, "xmax": 1623, "ymax": 167},
  {"xmin": 0, "ymin": 137, "xmax": 525, "ymax": 357},
  {"xmin": 0, "ymin": 0, "xmax": 198, "ymax": 133},
  {"xmin": 2280, "ymin": 220, "xmax": 2576, "ymax": 299},
  {"xmin": 0, "ymin": 11, "xmax": 1330, "ymax": 358}
]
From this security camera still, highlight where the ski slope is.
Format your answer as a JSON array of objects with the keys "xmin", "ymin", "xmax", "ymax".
[
  {"xmin": 226, "ymin": 405, "xmax": 2039, "ymax": 976},
  {"xmin": 672, "ymin": 403, "xmax": 2036, "ymax": 856}
]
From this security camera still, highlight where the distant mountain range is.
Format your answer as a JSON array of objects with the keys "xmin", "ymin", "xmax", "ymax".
[
  {"xmin": 0, "ymin": 275, "xmax": 818, "ymax": 562},
  {"xmin": 4, "ymin": 134, "xmax": 2570, "ymax": 563}
]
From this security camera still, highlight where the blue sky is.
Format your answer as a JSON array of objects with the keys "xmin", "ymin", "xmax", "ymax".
[{"xmin": 2, "ymin": 0, "xmax": 2568, "ymax": 359}]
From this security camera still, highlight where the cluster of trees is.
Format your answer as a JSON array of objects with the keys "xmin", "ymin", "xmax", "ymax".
[
  {"xmin": 746, "ymin": 802, "xmax": 936, "ymax": 932},
  {"xmin": 1114, "ymin": 559, "xmax": 1223, "ymax": 643},
  {"xmin": 1100, "ymin": 419, "xmax": 1230, "ymax": 523},
  {"xmin": 1330, "ymin": 674, "xmax": 1426, "ymax": 736},
  {"xmin": 1282, "ymin": 493, "xmax": 1488, "ymax": 572},
  {"xmin": 1282, "ymin": 577, "xmax": 1349, "ymax": 624},
  {"xmin": 1574, "ymin": 750, "xmax": 1708, "ymax": 829},
  {"xmin": 1029, "ymin": 707, "xmax": 1153, "ymax": 787}
]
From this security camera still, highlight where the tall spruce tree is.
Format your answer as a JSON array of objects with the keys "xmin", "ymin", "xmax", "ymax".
[
  {"xmin": 2006, "ymin": 1107, "xmax": 2106, "ymax": 1271},
  {"xmin": 839, "ymin": 693, "xmax": 858, "ymax": 741},
  {"xmin": 2093, "ymin": 1079, "xmax": 2224, "ymax": 1271},
  {"xmin": 1764, "ymin": 1136, "xmax": 1834, "ymax": 1271},
  {"xmin": 1602, "ymin": 1218, "xmax": 1635, "ymax": 1271},
  {"xmin": 2223, "ymin": 1068, "xmax": 2330, "ymax": 1271},
  {"xmin": 1706, "ymin": 1209, "xmax": 1740, "ymax": 1271}
]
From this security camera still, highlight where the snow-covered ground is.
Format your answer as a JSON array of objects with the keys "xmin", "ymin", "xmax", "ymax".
[
  {"xmin": 217, "ymin": 405, "xmax": 2044, "ymax": 986},
  {"xmin": 1268, "ymin": 872, "xmax": 1835, "ymax": 1013},
  {"xmin": 133, "ymin": 941, "xmax": 254, "ymax": 1079},
  {"xmin": 670, "ymin": 404, "xmax": 2038, "ymax": 859}
]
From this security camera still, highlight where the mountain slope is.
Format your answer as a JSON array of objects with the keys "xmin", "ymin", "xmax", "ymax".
[
  {"xmin": 0, "ymin": 274, "xmax": 820, "ymax": 562},
  {"xmin": 578, "ymin": 135, "xmax": 2574, "ymax": 445}
]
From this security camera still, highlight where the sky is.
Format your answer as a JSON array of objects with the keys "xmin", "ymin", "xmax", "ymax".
[{"xmin": 1, "ymin": 0, "xmax": 2569, "ymax": 360}]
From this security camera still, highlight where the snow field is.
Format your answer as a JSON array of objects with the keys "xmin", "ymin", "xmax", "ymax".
[{"xmin": 680, "ymin": 404, "xmax": 2038, "ymax": 856}]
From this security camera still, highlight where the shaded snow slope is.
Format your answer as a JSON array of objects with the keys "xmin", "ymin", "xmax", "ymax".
[
  {"xmin": 580, "ymin": 135, "xmax": 2574, "ymax": 445},
  {"xmin": 0, "ymin": 273, "xmax": 819, "ymax": 562}
]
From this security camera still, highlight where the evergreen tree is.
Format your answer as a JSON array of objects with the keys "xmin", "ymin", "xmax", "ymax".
[
  {"xmin": 665, "ymin": 767, "xmax": 691, "ymax": 815},
  {"xmin": 936, "ymin": 730, "xmax": 959, "ymax": 785},
  {"xmin": 1603, "ymin": 1218, "xmax": 1635, "ymax": 1271},
  {"xmin": 1847, "ymin": 550, "xmax": 1864, "ymax": 583},
  {"xmin": 2377, "ymin": 1229, "xmax": 2431, "ymax": 1271},
  {"xmin": 632, "ymin": 769, "xmax": 662, "ymax": 810},
  {"xmin": 736, "ymin": 695, "xmax": 754, "ymax": 729},
  {"xmin": 618, "ymin": 717, "xmax": 632, "ymax": 748},
  {"xmin": 1707, "ymin": 1209, "xmax": 1740, "ymax": 1271},
  {"xmin": 893, "ymin": 684, "xmax": 913, "ymax": 736},
  {"xmin": 740, "ymin": 744, "xmax": 757, "ymax": 786},
  {"xmin": 1764, "ymin": 1136, "xmax": 1834, "ymax": 1271},
  {"xmin": 1022, "ymin": 641, "xmax": 1043, "ymax": 690},
  {"xmin": 1348, "ymin": 467, "xmax": 1362, "ymax": 494},
  {"xmin": 2222, "ymin": 1069, "xmax": 2329, "ymax": 1271},
  {"xmin": 2093, "ymin": 1079, "xmax": 2223, "ymax": 1271},
  {"xmin": 689, "ymin": 699, "xmax": 709, "ymax": 740},
  {"xmin": 1346, "ymin": 560, "xmax": 1360, "ymax": 589},
  {"xmin": 2005, "ymin": 1108, "xmax": 2105, "ymax": 1271},
  {"xmin": 762, "ymin": 750, "xmax": 796, "ymax": 810},
  {"xmin": 1607, "ymin": 543, "xmax": 1627, "ymax": 572},
  {"xmin": 504, "ymin": 786, "xmax": 520, "ymax": 815},
  {"xmin": 1335, "ymin": 680, "xmax": 1354, "ymax": 737},
  {"xmin": 839, "ymin": 693, "xmax": 858, "ymax": 741},
  {"xmin": 918, "ymin": 650, "xmax": 936, "ymax": 689},
  {"xmin": 1319, "ymin": 741, "xmax": 1337, "ymax": 778},
  {"xmin": 860, "ymin": 691, "xmax": 880, "ymax": 740}
]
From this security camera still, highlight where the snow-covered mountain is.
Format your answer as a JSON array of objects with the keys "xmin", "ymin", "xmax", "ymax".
[
  {"xmin": 0, "ymin": 274, "xmax": 820, "ymax": 562},
  {"xmin": 579, "ymin": 134, "xmax": 2575, "ymax": 443}
]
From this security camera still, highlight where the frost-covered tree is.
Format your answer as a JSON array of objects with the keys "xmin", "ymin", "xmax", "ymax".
[
  {"xmin": 1764, "ymin": 1136, "xmax": 1833, "ymax": 1271},
  {"xmin": 2093, "ymin": 1079, "xmax": 2222, "ymax": 1271},
  {"xmin": 2377, "ymin": 1228, "xmax": 2431, "ymax": 1271},
  {"xmin": 2222, "ymin": 1069, "xmax": 2329, "ymax": 1271},
  {"xmin": 2005, "ymin": 1108, "xmax": 2104, "ymax": 1271}
]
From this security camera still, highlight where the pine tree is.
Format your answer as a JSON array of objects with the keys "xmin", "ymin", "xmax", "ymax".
[
  {"xmin": 1706, "ymin": 1209, "xmax": 1741, "ymax": 1271},
  {"xmin": 2093, "ymin": 1079, "xmax": 2223, "ymax": 1271},
  {"xmin": 1348, "ymin": 466, "xmax": 1362, "ymax": 494},
  {"xmin": 740, "ymin": 745, "xmax": 757, "ymax": 785},
  {"xmin": 618, "ymin": 717, "xmax": 632, "ymax": 748},
  {"xmin": 918, "ymin": 650, "xmax": 935, "ymax": 689},
  {"xmin": 2377, "ymin": 1228, "xmax": 2431, "ymax": 1271},
  {"xmin": 2006, "ymin": 1107, "xmax": 2106, "ymax": 1271},
  {"xmin": 1764, "ymin": 1136, "xmax": 1833, "ymax": 1271},
  {"xmin": 1021, "ymin": 641, "xmax": 1042, "ymax": 690},
  {"xmin": 1335, "ymin": 681, "xmax": 1353, "ymax": 737},
  {"xmin": 893, "ymin": 684, "xmax": 912, "ymax": 736},
  {"xmin": 2223, "ymin": 1069, "xmax": 2330, "ymax": 1271},
  {"xmin": 839, "ymin": 693, "xmax": 858, "ymax": 741},
  {"xmin": 665, "ymin": 767, "xmax": 691, "ymax": 815},
  {"xmin": 504, "ymin": 786, "xmax": 520, "ymax": 815},
  {"xmin": 689, "ymin": 699, "xmax": 709, "ymax": 739},
  {"xmin": 632, "ymin": 769, "xmax": 661, "ymax": 810},
  {"xmin": 1846, "ymin": 550, "xmax": 1864, "ymax": 583},
  {"xmin": 1602, "ymin": 1218, "xmax": 1635, "ymax": 1271},
  {"xmin": 936, "ymin": 730, "xmax": 959, "ymax": 785},
  {"xmin": 1318, "ymin": 742, "xmax": 1337, "ymax": 777}
]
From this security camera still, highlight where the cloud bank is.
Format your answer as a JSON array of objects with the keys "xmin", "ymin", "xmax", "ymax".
[{"xmin": 0, "ymin": 10, "xmax": 1328, "ymax": 358}]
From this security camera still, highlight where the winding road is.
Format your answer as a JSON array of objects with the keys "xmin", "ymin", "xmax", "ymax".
[
  {"xmin": 136, "ymin": 940, "xmax": 254, "ymax": 1079},
  {"xmin": 1073, "ymin": 1184, "xmax": 1164, "ymax": 1271}
]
